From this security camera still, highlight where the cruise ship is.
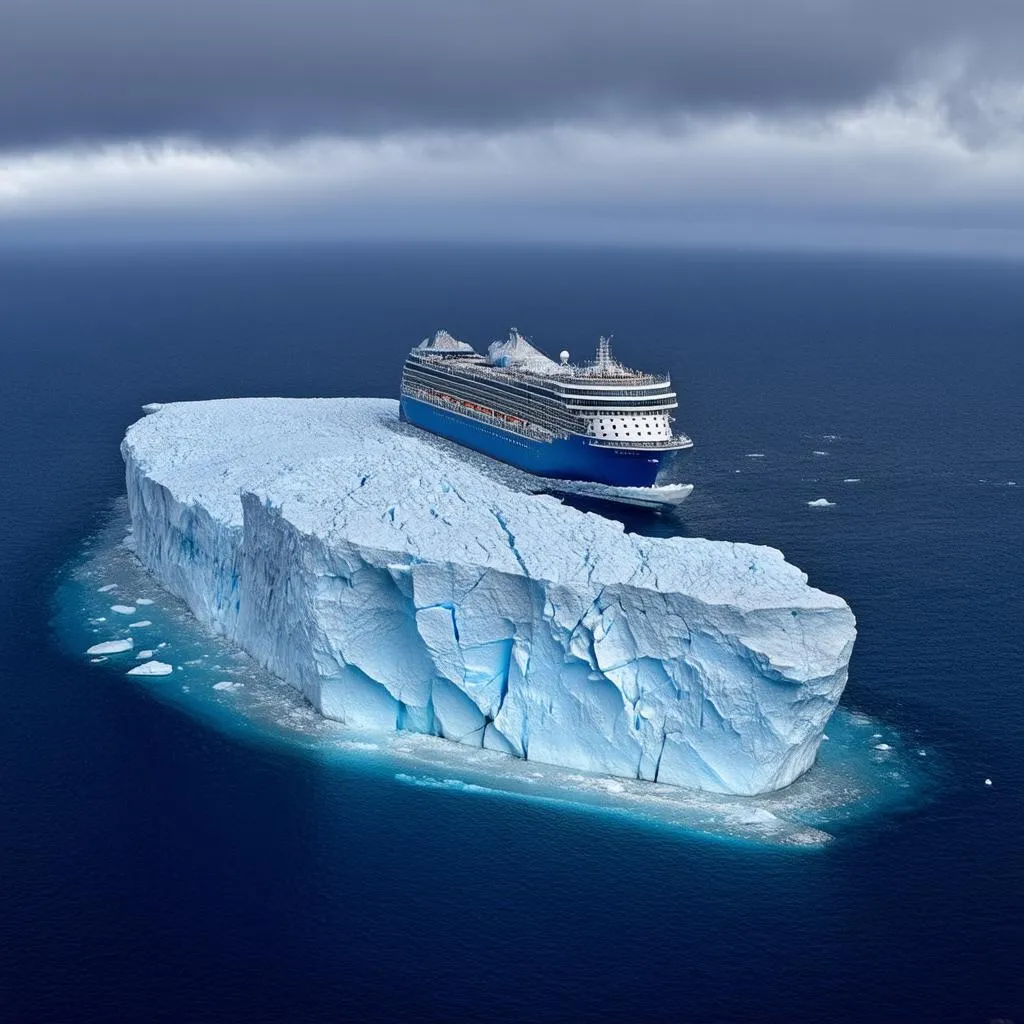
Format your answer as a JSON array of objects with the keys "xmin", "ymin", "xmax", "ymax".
[{"xmin": 400, "ymin": 330, "xmax": 692, "ymax": 488}]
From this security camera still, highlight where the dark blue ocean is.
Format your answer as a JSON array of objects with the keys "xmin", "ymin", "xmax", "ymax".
[{"xmin": 1, "ymin": 245, "xmax": 1021, "ymax": 1022}]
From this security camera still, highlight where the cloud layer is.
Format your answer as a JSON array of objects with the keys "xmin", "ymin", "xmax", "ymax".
[
  {"xmin": 1, "ymin": 1, "xmax": 1022, "ymax": 252},
  {"xmin": 2, "ymin": 0, "xmax": 1022, "ymax": 146}
]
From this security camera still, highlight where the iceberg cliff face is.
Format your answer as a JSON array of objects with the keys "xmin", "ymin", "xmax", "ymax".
[{"xmin": 122, "ymin": 398, "xmax": 855, "ymax": 796}]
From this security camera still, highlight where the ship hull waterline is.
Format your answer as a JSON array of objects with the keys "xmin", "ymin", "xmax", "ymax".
[{"xmin": 400, "ymin": 394, "xmax": 683, "ymax": 489}]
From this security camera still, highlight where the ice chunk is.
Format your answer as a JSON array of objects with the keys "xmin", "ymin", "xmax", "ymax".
[
  {"xmin": 487, "ymin": 329, "xmax": 562, "ymax": 375},
  {"xmin": 97, "ymin": 583, "xmax": 118, "ymax": 593},
  {"xmin": 120, "ymin": 397, "xmax": 856, "ymax": 797},
  {"xmin": 213, "ymin": 681, "xmax": 245, "ymax": 692},
  {"xmin": 126, "ymin": 660, "xmax": 173, "ymax": 676},
  {"xmin": 745, "ymin": 453, "xmax": 766, "ymax": 458},
  {"xmin": 87, "ymin": 638, "xmax": 134, "ymax": 655},
  {"xmin": 843, "ymin": 478, "xmax": 861, "ymax": 483},
  {"xmin": 136, "ymin": 598, "xmax": 155, "ymax": 605},
  {"xmin": 416, "ymin": 330, "xmax": 475, "ymax": 355},
  {"xmin": 110, "ymin": 604, "xmax": 136, "ymax": 614},
  {"xmin": 812, "ymin": 450, "xmax": 829, "ymax": 456},
  {"xmin": 807, "ymin": 498, "xmax": 836, "ymax": 507},
  {"xmin": 136, "ymin": 649, "xmax": 155, "ymax": 659},
  {"xmin": 129, "ymin": 620, "xmax": 153, "ymax": 628}
]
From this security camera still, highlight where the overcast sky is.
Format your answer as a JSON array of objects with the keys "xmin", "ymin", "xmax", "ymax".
[{"xmin": 2, "ymin": 0, "xmax": 1023, "ymax": 252}]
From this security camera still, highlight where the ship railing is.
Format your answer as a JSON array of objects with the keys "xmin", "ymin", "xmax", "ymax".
[
  {"xmin": 403, "ymin": 386, "xmax": 559, "ymax": 443},
  {"xmin": 403, "ymin": 364, "xmax": 583, "ymax": 434},
  {"xmin": 588, "ymin": 435, "xmax": 694, "ymax": 450},
  {"xmin": 413, "ymin": 352, "xmax": 668, "ymax": 388}
]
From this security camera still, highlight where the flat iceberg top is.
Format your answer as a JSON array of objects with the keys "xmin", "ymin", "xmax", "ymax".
[{"xmin": 124, "ymin": 398, "xmax": 848, "ymax": 617}]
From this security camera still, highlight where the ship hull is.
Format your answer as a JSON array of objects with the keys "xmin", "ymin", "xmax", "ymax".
[{"xmin": 400, "ymin": 395, "xmax": 672, "ymax": 487}]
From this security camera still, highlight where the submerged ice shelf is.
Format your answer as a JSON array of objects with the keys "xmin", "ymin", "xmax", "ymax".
[{"xmin": 121, "ymin": 398, "xmax": 856, "ymax": 797}]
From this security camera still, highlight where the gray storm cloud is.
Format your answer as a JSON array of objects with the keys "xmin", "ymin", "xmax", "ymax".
[{"xmin": 1, "ymin": 0, "xmax": 1022, "ymax": 147}]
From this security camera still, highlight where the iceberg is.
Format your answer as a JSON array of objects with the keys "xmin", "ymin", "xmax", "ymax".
[
  {"xmin": 86, "ymin": 638, "xmax": 134, "ymax": 655},
  {"xmin": 486, "ymin": 329, "xmax": 563, "ymax": 375},
  {"xmin": 415, "ymin": 329, "xmax": 475, "ymax": 355},
  {"xmin": 126, "ymin": 660, "xmax": 174, "ymax": 677},
  {"xmin": 121, "ymin": 398, "xmax": 856, "ymax": 796}
]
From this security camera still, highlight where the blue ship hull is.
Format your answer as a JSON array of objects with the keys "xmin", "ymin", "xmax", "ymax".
[{"xmin": 400, "ymin": 395, "xmax": 668, "ymax": 487}]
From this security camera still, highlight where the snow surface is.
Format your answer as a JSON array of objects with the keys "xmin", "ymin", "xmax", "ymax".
[
  {"xmin": 487, "ymin": 330, "xmax": 563, "ymax": 375},
  {"xmin": 121, "ymin": 397, "xmax": 856, "ymax": 796},
  {"xmin": 416, "ymin": 330, "xmax": 475, "ymax": 355}
]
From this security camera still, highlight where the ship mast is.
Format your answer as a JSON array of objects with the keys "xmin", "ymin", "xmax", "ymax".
[{"xmin": 594, "ymin": 336, "xmax": 618, "ymax": 375}]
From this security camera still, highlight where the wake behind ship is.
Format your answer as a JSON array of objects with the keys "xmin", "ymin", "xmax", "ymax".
[{"xmin": 400, "ymin": 330, "xmax": 692, "ymax": 488}]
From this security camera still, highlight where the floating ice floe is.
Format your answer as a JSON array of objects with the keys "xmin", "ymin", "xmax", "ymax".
[
  {"xmin": 86, "ymin": 638, "xmax": 134, "ymax": 656},
  {"xmin": 126, "ymin": 660, "xmax": 173, "ymax": 677},
  {"xmin": 136, "ymin": 598, "xmax": 155, "ymax": 605},
  {"xmin": 136, "ymin": 649, "xmax": 155, "ymax": 659},
  {"xmin": 745, "ymin": 453, "xmax": 766, "ymax": 458},
  {"xmin": 985, "ymin": 778, "xmax": 993, "ymax": 786},
  {"xmin": 874, "ymin": 743, "xmax": 892, "ymax": 751},
  {"xmin": 213, "ymin": 681, "xmax": 245, "ymax": 692},
  {"xmin": 843, "ymin": 478, "xmax": 861, "ymax": 483},
  {"xmin": 110, "ymin": 604, "xmax": 136, "ymax": 615},
  {"xmin": 807, "ymin": 498, "xmax": 836, "ymax": 508},
  {"xmin": 129, "ymin": 620, "xmax": 152, "ymax": 628},
  {"xmin": 97, "ymin": 584, "xmax": 118, "ymax": 593},
  {"xmin": 812, "ymin": 450, "xmax": 829, "ymax": 456}
]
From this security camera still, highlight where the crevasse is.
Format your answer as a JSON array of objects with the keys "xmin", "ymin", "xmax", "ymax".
[{"xmin": 122, "ymin": 397, "xmax": 856, "ymax": 796}]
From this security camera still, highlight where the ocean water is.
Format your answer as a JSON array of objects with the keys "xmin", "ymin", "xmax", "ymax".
[{"xmin": 1, "ymin": 244, "xmax": 1022, "ymax": 1021}]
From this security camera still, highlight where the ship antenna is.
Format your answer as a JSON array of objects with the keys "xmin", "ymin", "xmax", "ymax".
[{"xmin": 596, "ymin": 335, "xmax": 613, "ymax": 372}]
